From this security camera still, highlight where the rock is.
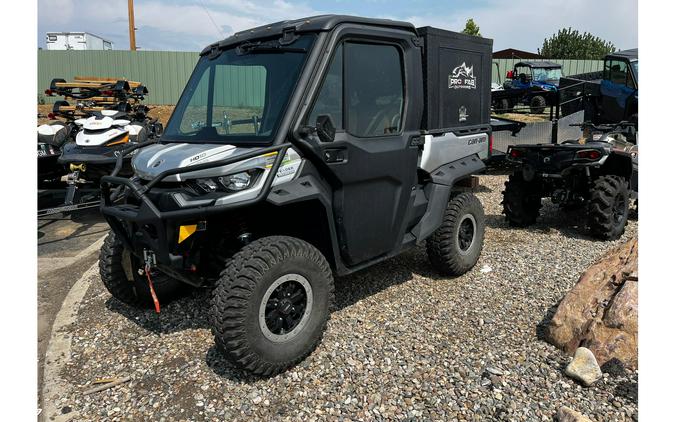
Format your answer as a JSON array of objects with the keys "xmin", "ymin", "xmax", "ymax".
[
  {"xmin": 556, "ymin": 406, "xmax": 593, "ymax": 422},
  {"xmin": 565, "ymin": 347, "xmax": 602, "ymax": 386},
  {"xmin": 486, "ymin": 367, "xmax": 504, "ymax": 376},
  {"xmin": 545, "ymin": 237, "xmax": 638, "ymax": 369}
]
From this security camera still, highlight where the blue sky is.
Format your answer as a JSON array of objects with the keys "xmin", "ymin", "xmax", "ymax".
[{"xmin": 38, "ymin": 0, "xmax": 637, "ymax": 52}]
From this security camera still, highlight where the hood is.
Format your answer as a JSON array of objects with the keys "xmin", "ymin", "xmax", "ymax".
[{"xmin": 132, "ymin": 142, "xmax": 266, "ymax": 181}]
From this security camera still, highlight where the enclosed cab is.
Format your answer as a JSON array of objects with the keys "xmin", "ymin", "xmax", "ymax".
[
  {"xmin": 598, "ymin": 49, "xmax": 638, "ymax": 124},
  {"xmin": 559, "ymin": 49, "xmax": 638, "ymax": 124},
  {"xmin": 98, "ymin": 15, "xmax": 493, "ymax": 375},
  {"xmin": 508, "ymin": 61, "xmax": 563, "ymax": 91}
]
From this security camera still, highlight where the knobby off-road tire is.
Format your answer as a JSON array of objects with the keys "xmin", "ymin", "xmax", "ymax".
[
  {"xmin": 496, "ymin": 98, "xmax": 510, "ymax": 114},
  {"xmin": 99, "ymin": 231, "xmax": 187, "ymax": 308},
  {"xmin": 426, "ymin": 192, "xmax": 485, "ymax": 276},
  {"xmin": 530, "ymin": 95, "xmax": 546, "ymax": 114},
  {"xmin": 588, "ymin": 175, "xmax": 629, "ymax": 240},
  {"xmin": 502, "ymin": 174, "xmax": 542, "ymax": 227},
  {"xmin": 211, "ymin": 236, "xmax": 334, "ymax": 376}
]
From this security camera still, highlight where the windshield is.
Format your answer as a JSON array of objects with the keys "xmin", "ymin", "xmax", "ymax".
[
  {"xmin": 532, "ymin": 68, "xmax": 562, "ymax": 83},
  {"xmin": 163, "ymin": 34, "xmax": 316, "ymax": 144}
]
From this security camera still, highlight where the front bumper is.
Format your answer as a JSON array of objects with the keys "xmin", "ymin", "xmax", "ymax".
[{"xmin": 100, "ymin": 142, "xmax": 291, "ymax": 280}]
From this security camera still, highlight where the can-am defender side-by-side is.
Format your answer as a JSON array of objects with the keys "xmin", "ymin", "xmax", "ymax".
[
  {"xmin": 503, "ymin": 121, "xmax": 637, "ymax": 240},
  {"xmin": 99, "ymin": 16, "xmax": 495, "ymax": 375}
]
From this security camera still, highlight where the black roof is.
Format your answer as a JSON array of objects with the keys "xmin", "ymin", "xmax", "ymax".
[
  {"xmin": 201, "ymin": 15, "xmax": 417, "ymax": 55},
  {"xmin": 514, "ymin": 61, "xmax": 562, "ymax": 69},
  {"xmin": 607, "ymin": 48, "xmax": 638, "ymax": 62}
]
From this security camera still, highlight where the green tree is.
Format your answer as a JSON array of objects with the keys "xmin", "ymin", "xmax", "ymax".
[
  {"xmin": 539, "ymin": 28, "xmax": 616, "ymax": 59},
  {"xmin": 461, "ymin": 19, "xmax": 481, "ymax": 37}
]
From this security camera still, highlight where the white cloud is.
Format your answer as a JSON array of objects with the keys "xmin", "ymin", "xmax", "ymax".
[
  {"xmin": 38, "ymin": 0, "xmax": 322, "ymax": 50},
  {"xmin": 38, "ymin": 0, "xmax": 636, "ymax": 52},
  {"xmin": 405, "ymin": 0, "xmax": 637, "ymax": 52}
]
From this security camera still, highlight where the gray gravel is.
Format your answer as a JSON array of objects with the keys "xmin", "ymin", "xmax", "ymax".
[{"xmin": 56, "ymin": 174, "xmax": 637, "ymax": 421}]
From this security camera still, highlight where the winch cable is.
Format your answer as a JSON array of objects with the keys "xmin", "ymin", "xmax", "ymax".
[{"xmin": 144, "ymin": 264, "xmax": 161, "ymax": 313}]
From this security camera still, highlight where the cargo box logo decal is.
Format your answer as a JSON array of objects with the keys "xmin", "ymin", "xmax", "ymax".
[{"xmin": 449, "ymin": 62, "xmax": 476, "ymax": 89}]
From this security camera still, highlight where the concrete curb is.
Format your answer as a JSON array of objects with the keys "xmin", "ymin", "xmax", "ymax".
[{"xmin": 41, "ymin": 261, "xmax": 100, "ymax": 421}]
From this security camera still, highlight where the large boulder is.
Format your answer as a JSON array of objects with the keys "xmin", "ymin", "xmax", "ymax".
[{"xmin": 545, "ymin": 237, "xmax": 637, "ymax": 369}]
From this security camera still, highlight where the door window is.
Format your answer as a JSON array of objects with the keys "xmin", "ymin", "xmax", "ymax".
[
  {"xmin": 345, "ymin": 43, "xmax": 403, "ymax": 137},
  {"xmin": 307, "ymin": 45, "xmax": 343, "ymax": 130},
  {"xmin": 307, "ymin": 41, "xmax": 404, "ymax": 139},
  {"xmin": 604, "ymin": 60, "xmax": 628, "ymax": 85}
]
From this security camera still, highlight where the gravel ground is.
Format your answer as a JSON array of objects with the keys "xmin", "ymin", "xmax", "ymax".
[{"xmin": 54, "ymin": 174, "xmax": 638, "ymax": 421}]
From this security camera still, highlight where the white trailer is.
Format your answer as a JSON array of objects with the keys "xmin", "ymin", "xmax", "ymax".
[{"xmin": 45, "ymin": 32, "xmax": 114, "ymax": 50}]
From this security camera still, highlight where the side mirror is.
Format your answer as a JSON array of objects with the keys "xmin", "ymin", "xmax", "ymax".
[{"xmin": 316, "ymin": 114, "xmax": 336, "ymax": 143}]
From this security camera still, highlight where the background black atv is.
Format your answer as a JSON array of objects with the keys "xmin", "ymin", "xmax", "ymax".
[{"xmin": 502, "ymin": 121, "xmax": 637, "ymax": 240}]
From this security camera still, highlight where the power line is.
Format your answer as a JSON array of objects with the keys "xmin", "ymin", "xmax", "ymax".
[{"xmin": 197, "ymin": 0, "xmax": 225, "ymax": 39}]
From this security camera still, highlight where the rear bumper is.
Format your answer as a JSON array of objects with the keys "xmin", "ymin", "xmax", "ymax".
[{"xmin": 505, "ymin": 144, "xmax": 607, "ymax": 176}]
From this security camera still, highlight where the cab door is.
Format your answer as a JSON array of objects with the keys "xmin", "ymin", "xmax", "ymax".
[
  {"xmin": 601, "ymin": 58, "xmax": 637, "ymax": 121},
  {"xmin": 302, "ymin": 33, "xmax": 423, "ymax": 267}
]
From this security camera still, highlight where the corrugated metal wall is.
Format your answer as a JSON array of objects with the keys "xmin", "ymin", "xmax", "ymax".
[
  {"xmin": 38, "ymin": 50, "xmax": 199, "ymax": 105},
  {"xmin": 38, "ymin": 50, "xmax": 604, "ymax": 105}
]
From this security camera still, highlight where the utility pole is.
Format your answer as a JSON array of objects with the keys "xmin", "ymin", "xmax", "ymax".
[{"xmin": 128, "ymin": 0, "xmax": 137, "ymax": 51}]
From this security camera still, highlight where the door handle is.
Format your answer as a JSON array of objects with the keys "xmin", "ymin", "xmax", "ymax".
[{"xmin": 323, "ymin": 148, "xmax": 346, "ymax": 163}]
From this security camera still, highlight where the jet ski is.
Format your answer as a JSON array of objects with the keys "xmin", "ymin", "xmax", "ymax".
[{"xmin": 57, "ymin": 107, "xmax": 154, "ymax": 204}]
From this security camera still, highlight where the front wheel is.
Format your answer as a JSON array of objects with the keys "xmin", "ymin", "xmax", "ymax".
[
  {"xmin": 530, "ymin": 95, "xmax": 546, "ymax": 114},
  {"xmin": 98, "ymin": 231, "xmax": 187, "ymax": 308},
  {"xmin": 211, "ymin": 236, "xmax": 334, "ymax": 376},
  {"xmin": 588, "ymin": 175, "xmax": 629, "ymax": 240},
  {"xmin": 426, "ymin": 192, "xmax": 485, "ymax": 276}
]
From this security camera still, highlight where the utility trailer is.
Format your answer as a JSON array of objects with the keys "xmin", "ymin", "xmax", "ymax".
[{"xmin": 99, "ymin": 15, "xmax": 497, "ymax": 375}]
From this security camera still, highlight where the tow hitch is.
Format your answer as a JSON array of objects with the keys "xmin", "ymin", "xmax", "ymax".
[{"xmin": 143, "ymin": 249, "xmax": 161, "ymax": 313}]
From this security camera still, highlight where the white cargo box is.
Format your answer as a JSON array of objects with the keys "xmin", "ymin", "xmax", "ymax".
[{"xmin": 46, "ymin": 32, "xmax": 113, "ymax": 50}]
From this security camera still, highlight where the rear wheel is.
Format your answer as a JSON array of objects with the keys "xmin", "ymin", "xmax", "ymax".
[
  {"xmin": 426, "ymin": 192, "xmax": 485, "ymax": 276},
  {"xmin": 210, "ymin": 236, "xmax": 334, "ymax": 376},
  {"xmin": 588, "ymin": 175, "xmax": 629, "ymax": 240},
  {"xmin": 98, "ymin": 231, "xmax": 187, "ymax": 308},
  {"xmin": 502, "ymin": 173, "xmax": 542, "ymax": 227},
  {"xmin": 530, "ymin": 95, "xmax": 546, "ymax": 114},
  {"xmin": 496, "ymin": 98, "xmax": 510, "ymax": 114}
]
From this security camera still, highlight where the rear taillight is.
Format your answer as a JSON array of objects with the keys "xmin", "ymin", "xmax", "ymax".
[
  {"xmin": 47, "ymin": 113, "xmax": 56, "ymax": 120},
  {"xmin": 509, "ymin": 148, "xmax": 524, "ymax": 159},
  {"xmin": 489, "ymin": 134, "xmax": 494, "ymax": 155},
  {"xmin": 44, "ymin": 89, "xmax": 53, "ymax": 96},
  {"xmin": 576, "ymin": 149, "xmax": 602, "ymax": 160}
]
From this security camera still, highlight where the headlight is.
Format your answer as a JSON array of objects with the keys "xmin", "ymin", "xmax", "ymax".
[
  {"xmin": 219, "ymin": 172, "xmax": 252, "ymax": 191},
  {"xmin": 192, "ymin": 170, "xmax": 256, "ymax": 194}
]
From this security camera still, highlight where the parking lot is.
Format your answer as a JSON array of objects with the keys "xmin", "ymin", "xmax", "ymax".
[{"xmin": 38, "ymin": 175, "xmax": 637, "ymax": 421}]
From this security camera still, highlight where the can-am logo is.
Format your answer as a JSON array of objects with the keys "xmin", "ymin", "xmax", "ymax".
[{"xmin": 449, "ymin": 62, "xmax": 476, "ymax": 90}]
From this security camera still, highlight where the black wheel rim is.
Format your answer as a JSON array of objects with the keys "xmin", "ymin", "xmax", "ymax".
[
  {"xmin": 457, "ymin": 215, "xmax": 476, "ymax": 253},
  {"xmin": 259, "ymin": 274, "xmax": 313, "ymax": 342}
]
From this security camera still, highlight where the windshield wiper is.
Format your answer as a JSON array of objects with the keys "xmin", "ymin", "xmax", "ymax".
[{"xmin": 236, "ymin": 40, "xmax": 306, "ymax": 55}]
